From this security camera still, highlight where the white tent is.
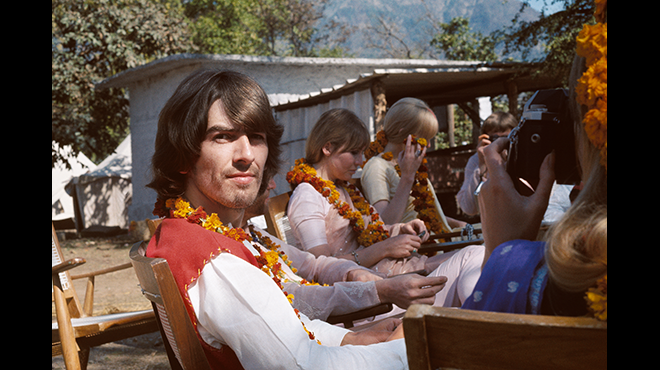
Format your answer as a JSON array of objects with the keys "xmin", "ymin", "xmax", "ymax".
[
  {"xmin": 66, "ymin": 135, "xmax": 132, "ymax": 231},
  {"xmin": 52, "ymin": 143, "xmax": 97, "ymax": 228}
]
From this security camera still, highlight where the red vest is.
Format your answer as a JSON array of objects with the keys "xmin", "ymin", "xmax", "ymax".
[{"xmin": 147, "ymin": 218, "xmax": 259, "ymax": 370}]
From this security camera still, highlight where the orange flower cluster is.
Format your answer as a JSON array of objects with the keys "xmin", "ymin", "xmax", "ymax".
[
  {"xmin": 364, "ymin": 130, "xmax": 388, "ymax": 162},
  {"xmin": 576, "ymin": 0, "xmax": 607, "ymax": 169},
  {"xmin": 286, "ymin": 158, "xmax": 390, "ymax": 247},
  {"xmin": 585, "ymin": 274, "xmax": 607, "ymax": 321}
]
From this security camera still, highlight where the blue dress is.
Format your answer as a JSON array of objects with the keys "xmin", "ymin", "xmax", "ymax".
[{"xmin": 462, "ymin": 240, "xmax": 549, "ymax": 315}]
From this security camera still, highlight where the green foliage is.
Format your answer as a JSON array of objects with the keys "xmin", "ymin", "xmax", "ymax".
[
  {"xmin": 430, "ymin": 17, "xmax": 500, "ymax": 62},
  {"xmin": 52, "ymin": 0, "xmax": 194, "ymax": 167},
  {"xmin": 184, "ymin": 0, "xmax": 349, "ymax": 57},
  {"xmin": 494, "ymin": 0, "xmax": 596, "ymax": 85}
]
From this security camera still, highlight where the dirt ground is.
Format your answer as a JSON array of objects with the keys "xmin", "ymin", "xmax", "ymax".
[{"xmin": 52, "ymin": 232, "xmax": 170, "ymax": 370}]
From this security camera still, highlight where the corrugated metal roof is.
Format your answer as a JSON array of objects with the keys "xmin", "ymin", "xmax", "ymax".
[
  {"xmin": 95, "ymin": 53, "xmax": 487, "ymax": 90},
  {"xmin": 273, "ymin": 63, "xmax": 561, "ymax": 110}
]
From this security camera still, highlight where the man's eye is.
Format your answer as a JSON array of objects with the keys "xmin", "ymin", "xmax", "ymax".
[
  {"xmin": 249, "ymin": 133, "xmax": 267, "ymax": 143},
  {"xmin": 213, "ymin": 133, "xmax": 232, "ymax": 142}
]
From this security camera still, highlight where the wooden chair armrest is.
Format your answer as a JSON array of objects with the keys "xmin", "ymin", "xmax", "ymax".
[
  {"xmin": 326, "ymin": 303, "xmax": 393, "ymax": 328},
  {"xmin": 70, "ymin": 262, "xmax": 133, "ymax": 280},
  {"xmin": 67, "ymin": 261, "xmax": 134, "ymax": 317},
  {"xmin": 52, "ymin": 257, "xmax": 86, "ymax": 275},
  {"xmin": 417, "ymin": 238, "xmax": 484, "ymax": 254}
]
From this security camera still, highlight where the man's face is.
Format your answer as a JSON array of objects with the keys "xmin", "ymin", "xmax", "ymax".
[{"xmin": 185, "ymin": 99, "xmax": 268, "ymax": 214}]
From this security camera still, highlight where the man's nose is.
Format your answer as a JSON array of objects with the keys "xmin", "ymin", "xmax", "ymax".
[{"xmin": 234, "ymin": 135, "xmax": 255, "ymax": 166}]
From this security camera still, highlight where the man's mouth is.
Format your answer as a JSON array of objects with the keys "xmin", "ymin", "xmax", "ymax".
[{"xmin": 227, "ymin": 173, "xmax": 256, "ymax": 185}]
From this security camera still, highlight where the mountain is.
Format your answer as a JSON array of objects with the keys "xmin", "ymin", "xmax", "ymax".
[{"xmin": 319, "ymin": 0, "xmax": 540, "ymax": 58}]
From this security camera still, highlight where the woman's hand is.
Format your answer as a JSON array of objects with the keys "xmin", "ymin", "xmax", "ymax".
[
  {"xmin": 477, "ymin": 137, "xmax": 555, "ymax": 260},
  {"xmin": 376, "ymin": 234, "xmax": 422, "ymax": 259},
  {"xmin": 398, "ymin": 135, "xmax": 427, "ymax": 182},
  {"xmin": 390, "ymin": 219, "xmax": 428, "ymax": 241}
]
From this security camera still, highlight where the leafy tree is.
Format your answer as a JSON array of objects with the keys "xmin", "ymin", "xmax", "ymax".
[
  {"xmin": 495, "ymin": 0, "xmax": 596, "ymax": 84},
  {"xmin": 184, "ymin": 0, "xmax": 350, "ymax": 57},
  {"xmin": 183, "ymin": 0, "xmax": 265, "ymax": 55},
  {"xmin": 52, "ymin": 0, "xmax": 194, "ymax": 168},
  {"xmin": 429, "ymin": 17, "xmax": 502, "ymax": 146},
  {"xmin": 430, "ymin": 17, "xmax": 500, "ymax": 62}
]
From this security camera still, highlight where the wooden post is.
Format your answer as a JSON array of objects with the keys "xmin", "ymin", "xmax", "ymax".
[
  {"xmin": 371, "ymin": 79, "xmax": 387, "ymax": 133},
  {"xmin": 447, "ymin": 104, "xmax": 455, "ymax": 147},
  {"xmin": 506, "ymin": 79, "xmax": 519, "ymax": 118},
  {"xmin": 471, "ymin": 98, "xmax": 480, "ymax": 146}
]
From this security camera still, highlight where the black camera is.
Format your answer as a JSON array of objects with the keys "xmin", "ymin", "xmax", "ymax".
[{"xmin": 506, "ymin": 89, "xmax": 581, "ymax": 193}]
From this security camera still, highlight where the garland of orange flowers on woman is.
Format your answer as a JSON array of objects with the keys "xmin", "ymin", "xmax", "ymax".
[
  {"xmin": 364, "ymin": 131, "xmax": 451, "ymax": 236},
  {"xmin": 153, "ymin": 197, "xmax": 322, "ymax": 343},
  {"xmin": 286, "ymin": 158, "xmax": 390, "ymax": 247},
  {"xmin": 577, "ymin": 0, "xmax": 607, "ymax": 321}
]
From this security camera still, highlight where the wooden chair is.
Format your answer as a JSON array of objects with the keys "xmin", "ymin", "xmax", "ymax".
[
  {"xmin": 129, "ymin": 241, "xmax": 212, "ymax": 370},
  {"xmin": 263, "ymin": 191, "xmax": 294, "ymax": 243},
  {"xmin": 52, "ymin": 223, "xmax": 158, "ymax": 370},
  {"xmin": 403, "ymin": 304, "xmax": 607, "ymax": 370}
]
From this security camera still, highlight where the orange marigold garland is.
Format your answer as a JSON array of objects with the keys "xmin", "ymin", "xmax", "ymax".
[
  {"xmin": 576, "ymin": 0, "xmax": 607, "ymax": 170},
  {"xmin": 577, "ymin": 0, "xmax": 607, "ymax": 322},
  {"xmin": 286, "ymin": 158, "xmax": 390, "ymax": 247},
  {"xmin": 154, "ymin": 197, "xmax": 322, "ymax": 343}
]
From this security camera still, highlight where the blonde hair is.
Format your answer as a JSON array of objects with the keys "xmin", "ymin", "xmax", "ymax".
[
  {"xmin": 383, "ymin": 98, "xmax": 438, "ymax": 143},
  {"xmin": 543, "ymin": 55, "xmax": 607, "ymax": 293},
  {"xmin": 305, "ymin": 108, "xmax": 370, "ymax": 165}
]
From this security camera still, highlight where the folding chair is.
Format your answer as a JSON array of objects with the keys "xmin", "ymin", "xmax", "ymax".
[
  {"xmin": 52, "ymin": 223, "xmax": 158, "ymax": 370},
  {"xmin": 403, "ymin": 304, "xmax": 607, "ymax": 370},
  {"xmin": 129, "ymin": 241, "xmax": 212, "ymax": 370}
]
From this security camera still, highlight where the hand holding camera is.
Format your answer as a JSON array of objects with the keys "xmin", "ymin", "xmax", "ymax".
[
  {"xmin": 506, "ymin": 89, "xmax": 580, "ymax": 194},
  {"xmin": 476, "ymin": 89, "xmax": 580, "ymax": 252},
  {"xmin": 477, "ymin": 136, "xmax": 556, "ymax": 253}
]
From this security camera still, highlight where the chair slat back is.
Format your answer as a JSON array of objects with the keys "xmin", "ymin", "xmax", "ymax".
[
  {"xmin": 52, "ymin": 224, "xmax": 84, "ymax": 318},
  {"xmin": 264, "ymin": 191, "xmax": 293, "ymax": 243},
  {"xmin": 129, "ymin": 241, "xmax": 212, "ymax": 370},
  {"xmin": 147, "ymin": 217, "xmax": 164, "ymax": 237},
  {"xmin": 403, "ymin": 304, "xmax": 607, "ymax": 370}
]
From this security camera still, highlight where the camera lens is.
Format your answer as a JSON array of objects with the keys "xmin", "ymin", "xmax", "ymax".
[{"xmin": 531, "ymin": 133, "xmax": 541, "ymax": 143}]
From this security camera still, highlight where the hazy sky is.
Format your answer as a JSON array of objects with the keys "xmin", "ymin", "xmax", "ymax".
[{"xmin": 527, "ymin": 0, "xmax": 565, "ymax": 14}]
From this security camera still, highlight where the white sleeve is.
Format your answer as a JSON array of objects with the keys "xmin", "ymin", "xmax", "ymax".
[
  {"xmin": 252, "ymin": 227, "xmax": 382, "ymax": 320},
  {"xmin": 288, "ymin": 183, "xmax": 331, "ymax": 250},
  {"xmin": 188, "ymin": 253, "xmax": 408, "ymax": 370}
]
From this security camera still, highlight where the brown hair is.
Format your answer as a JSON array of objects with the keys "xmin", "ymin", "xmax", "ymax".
[
  {"xmin": 148, "ymin": 69, "xmax": 283, "ymax": 199},
  {"xmin": 480, "ymin": 111, "xmax": 517, "ymax": 135},
  {"xmin": 305, "ymin": 108, "xmax": 370, "ymax": 164}
]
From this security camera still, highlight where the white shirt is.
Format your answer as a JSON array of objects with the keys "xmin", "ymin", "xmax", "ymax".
[{"xmin": 186, "ymin": 229, "xmax": 409, "ymax": 369}]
